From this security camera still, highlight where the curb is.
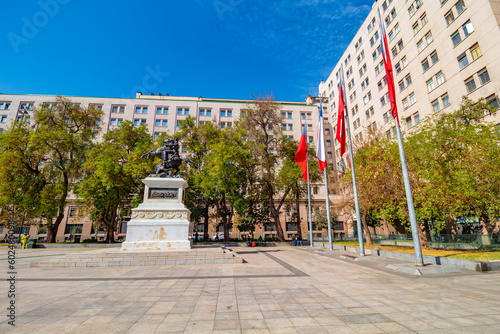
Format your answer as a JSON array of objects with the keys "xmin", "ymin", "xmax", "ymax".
[{"xmin": 316, "ymin": 243, "xmax": 500, "ymax": 272}]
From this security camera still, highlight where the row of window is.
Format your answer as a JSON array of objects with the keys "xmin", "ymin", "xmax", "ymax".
[
  {"xmin": 465, "ymin": 68, "xmax": 490, "ymax": 93},
  {"xmin": 445, "ymin": 0, "xmax": 466, "ymax": 25}
]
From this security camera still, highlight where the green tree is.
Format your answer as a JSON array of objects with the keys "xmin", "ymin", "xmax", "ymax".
[
  {"xmin": 76, "ymin": 121, "xmax": 154, "ymax": 243},
  {"xmin": 175, "ymin": 117, "xmax": 219, "ymax": 240},
  {"xmin": 240, "ymin": 95, "xmax": 294, "ymax": 241},
  {"xmin": 314, "ymin": 206, "xmax": 339, "ymax": 230},
  {"xmin": 0, "ymin": 98, "xmax": 102, "ymax": 242},
  {"xmin": 406, "ymin": 97, "xmax": 500, "ymax": 240},
  {"xmin": 199, "ymin": 125, "xmax": 251, "ymax": 242}
]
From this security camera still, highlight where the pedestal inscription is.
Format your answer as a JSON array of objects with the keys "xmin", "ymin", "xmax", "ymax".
[{"xmin": 149, "ymin": 188, "xmax": 178, "ymax": 199}]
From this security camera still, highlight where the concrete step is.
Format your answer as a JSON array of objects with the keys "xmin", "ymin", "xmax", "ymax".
[{"xmin": 30, "ymin": 248, "xmax": 243, "ymax": 268}]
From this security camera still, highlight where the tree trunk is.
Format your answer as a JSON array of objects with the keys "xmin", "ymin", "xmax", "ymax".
[
  {"xmin": 382, "ymin": 216, "xmax": 390, "ymax": 235},
  {"xmin": 46, "ymin": 219, "xmax": 56, "ymax": 243},
  {"xmin": 203, "ymin": 203, "xmax": 209, "ymax": 240},
  {"xmin": 362, "ymin": 209, "xmax": 374, "ymax": 247},
  {"xmin": 274, "ymin": 210, "xmax": 285, "ymax": 241},
  {"xmin": 47, "ymin": 211, "xmax": 65, "ymax": 243},
  {"xmin": 416, "ymin": 222, "xmax": 430, "ymax": 249},
  {"xmin": 295, "ymin": 192, "xmax": 302, "ymax": 238}
]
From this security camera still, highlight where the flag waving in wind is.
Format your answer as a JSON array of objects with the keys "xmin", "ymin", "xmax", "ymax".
[
  {"xmin": 336, "ymin": 66, "xmax": 347, "ymax": 157},
  {"xmin": 316, "ymin": 97, "xmax": 327, "ymax": 173},
  {"xmin": 295, "ymin": 121, "xmax": 308, "ymax": 182},
  {"xmin": 378, "ymin": 10, "xmax": 400, "ymax": 126}
]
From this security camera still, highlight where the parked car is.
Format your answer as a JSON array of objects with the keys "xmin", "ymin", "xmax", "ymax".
[{"xmin": 212, "ymin": 233, "xmax": 224, "ymax": 241}]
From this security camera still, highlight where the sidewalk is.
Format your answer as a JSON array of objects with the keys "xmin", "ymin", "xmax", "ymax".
[{"xmin": 1, "ymin": 246, "xmax": 500, "ymax": 333}]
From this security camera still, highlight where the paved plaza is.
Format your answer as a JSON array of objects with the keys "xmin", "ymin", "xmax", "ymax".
[{"xmin": 2, "ymin": 246, "xmax": 500, "ymax": 333}]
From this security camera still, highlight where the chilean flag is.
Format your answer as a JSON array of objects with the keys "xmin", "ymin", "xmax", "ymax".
[
  {"xmin": 316, "ymin": 97, "xmax": 327, "ymax": 173},
  {"xmin": 295, "ymin": 121, "xmax": 308, "ymax": 182},
  {"xmin": 379, "ymin": 11, "xmax": 400, "ymax": 126},
  {"xmin": 336, "ymin": 67, "xmax": 347, "ymax": 157}
]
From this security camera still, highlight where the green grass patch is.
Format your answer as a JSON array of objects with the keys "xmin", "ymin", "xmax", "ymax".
[{"xmin": 330, "ymin": 241, "xmax": 500, "ymax": 261}]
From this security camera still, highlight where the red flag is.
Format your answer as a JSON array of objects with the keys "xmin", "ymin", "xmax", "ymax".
[
  {"xmin": 336, "ymin": 67, "xmax": 347, "ymax": 157},
  {"xmin": 379, "ymin": 11, "xmax": 400, "ymax": 126},
  {"xmin": 295, "ymin": 121, "xmax": 308, "ymax": 181}
]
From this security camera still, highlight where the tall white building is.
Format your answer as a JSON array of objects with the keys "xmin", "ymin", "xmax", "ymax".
[{"xmin": 321, "ymin": 0, "xmax": 500, "ymax": 169}]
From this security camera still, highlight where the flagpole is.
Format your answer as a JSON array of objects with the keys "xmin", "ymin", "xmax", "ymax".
[
  {"xmin": 339, "ymin": 65, "xmax": 365, "ymax": 256},
  {"xmin": 395, "ymin": 123, "xmax": 424, "ymax": 265},
  {"xmin": 377, "ymin": 7, "xmax": 423, "ymax": 266},
  {"xmin": 319, "ymin": 95, "xmax": 333, "ymax": 250},
  {"xmin": 306, "ymin": 155, "xmax": 314, "ymax": 248}
]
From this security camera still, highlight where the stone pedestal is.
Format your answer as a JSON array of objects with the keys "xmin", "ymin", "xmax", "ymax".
[{"xmin": 121, "ymin": 177, "xmax": 192, "ymax": 251}]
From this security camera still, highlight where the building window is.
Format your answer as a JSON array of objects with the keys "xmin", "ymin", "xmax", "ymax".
[
  {"xmin": 403, "ymin": 75, "xmax": 411, "ymax": 88},
  {"xmin": 383, "ymin": 112, "xmax": 389, "ymax": 123},
  {"xmin": 155, "ymin": 120, "xmax": 161, "ymax": 126},
  {"xmin": 436, "ymin": 71, "xmax": 445, "ymax": 86},
  {"xmin": 470, "ymin": 44, "xmax": 482, "ymax": 60},
  {"xmin": 426, "ymin": 79, "xmax": 435, "ymax": 92},
  {"xmin": 413, "ymin": 22, "xmax": 420, "ymax": 34},
  {"xmin": 422, "ymin": 59, "xmax": 429, "ymax": 72},
  {"xmin": 410, "ymin": 92, "xmax": 416, "ymax": 104},
  {"xmin": 487, "ymin": 94, "xmax": 500, "ymax": 109},
  {"xmin": 414, "ymin": 113, "xmax": 421, "ymax": 124},
  {"xmin": 135, "ymin": 106, "xmax": 148, "ymax": 114},
  {"xmin": 455, "ymin": 0, "xmax": 465, "ymax": 15},
  {"xmin": 451, "ymin": 31, "xmax": 461, "ymax": 46},
  {"xmin": 430, "ymin": 51, "xmax": 439, "ymax": 64},
  {"xmin": 20, "ymin": 102, "xmax": 34, "ymax": 111},
  {"xmin": 441, "ymin": 94, "xmax": 450, "ymax": 107},
  {"xmin": 327, "ymin": 152, "xmax": 333, "ymax": 159},
  {"xmin": 445, "ymin": 10, "xmax": 454, "ymax": 25},
  {"xmin": 478, "ymin": 69, "xmax": 490, "ymax": 85},
  {"xmin": 465, "ymin": 77, "xmax": 476, "ymax": 93},
  {"xmin": 420, "ymin": 12, "xmax": 428, "ymax": 25},
  {"xmin": 156, "ymin": 107, "xmax": 168, "ymax": 114},
  {"xmin": 178, "ymin": 108, "xmax": 189, "ymax": 115},
  {"xmin": 199, "ymin": 108, "xmax": 211, "ymax": 116},
  {"xmin": 458, "ymin": 51, "xmax": 469, "ymax": 69},
  {"xmin": 425, "ymin": 31, "xmax": 433, "ymax": 44},
  {"xmin": 112, "ymin": 105, "xmax": 125, "ymax": 113},
  {"xmin": 308, "ymin": 136, "xmax": 313, "ymax": 143},
  {"xmin": 220, "ymin": 109, "xmax": 233, "ymax": 117},
  {"xmin": 399, "ymin": 80, "xmax": 405, "ymax": 92},
  {"xmin": 65, "ymin": 224, "xmax": 83, "ymax": 234},
  {"xmin": 406, "ymin": 117, "xmax": 413, "ymax": 129},
  {"xmin": 462, "ymin": 20, "xmax": 474, "ymax": 36},
  {"xmin": 417, "ymin": 39, "xmax": 424, "ymax": 52},
  {"xmin": 432, "ymin": 100, "xmax": 440, "ymax": 112}
]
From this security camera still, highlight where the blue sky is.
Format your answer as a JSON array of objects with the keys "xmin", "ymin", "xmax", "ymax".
[{"xmin": 1, "ymin": 0, "xmax": 372, "ymax": 102}]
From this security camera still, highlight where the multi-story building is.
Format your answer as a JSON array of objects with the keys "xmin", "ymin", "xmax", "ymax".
[
  {"xmin": 0, "ymin": 92, "xmax": 351, "ymax": 242},
  {"xmin": 322, "ymin": 0, "xmax": 500, "ymax": 172}
]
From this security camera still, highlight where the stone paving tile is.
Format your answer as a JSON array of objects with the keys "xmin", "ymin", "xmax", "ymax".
[
  {"xmin": 338, "ymin": 314, "xmax": 392, "ymax": 324},
  {"xmin": 322, "ymin": 325, "xmax": 358, "ymax": 334},
  {"xmin": 348, "ymin": 323, "xmax": 387, "ymax": 333},
  {"xmin": 6, "ymin": 246, "xmax": 500, "ymax": 334}
]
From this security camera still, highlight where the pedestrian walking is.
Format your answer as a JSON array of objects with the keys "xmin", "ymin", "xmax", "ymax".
[
  {"xmin": 21, "ymin": 234, "xmax": 28, "ymax": 249},
  {"xmin": 292, "ymin": 235, "xmax": 296, "ymax": 246},
  {"xmin": 297, "ymin": 235, "xmax": 302, "ymax": 246}
]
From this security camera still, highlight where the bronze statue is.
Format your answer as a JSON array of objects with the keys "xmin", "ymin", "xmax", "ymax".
[{"xmin": 142, "ymin": 138, "xmax": 190, "ymax": 177}]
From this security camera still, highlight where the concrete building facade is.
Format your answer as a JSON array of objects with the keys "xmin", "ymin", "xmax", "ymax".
[{"xmin": 0, "ymin": 92, "xmax": 353, "ymax": 242}]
